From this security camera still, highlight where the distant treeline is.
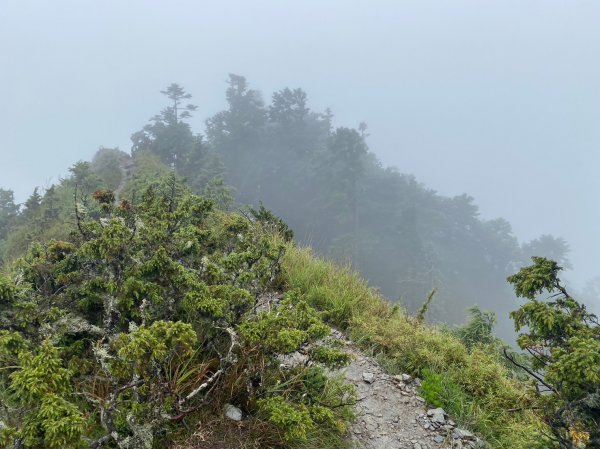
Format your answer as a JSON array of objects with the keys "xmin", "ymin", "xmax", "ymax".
[{"xmin": 0, "ymin": 76, "xmax": 572, "ymax": 336}]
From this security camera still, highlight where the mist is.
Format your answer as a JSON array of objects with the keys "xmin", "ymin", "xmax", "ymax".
[{"xmin": 2, "ymin": 0, "xmax": 599, "ymax": 318}]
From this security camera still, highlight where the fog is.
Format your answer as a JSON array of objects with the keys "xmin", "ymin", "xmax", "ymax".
[{"xmin": 1, "ymin": 0, "xmax": 599, "ymax": 295}]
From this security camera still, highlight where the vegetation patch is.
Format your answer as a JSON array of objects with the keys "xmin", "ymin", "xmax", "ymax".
[
  {"xmin": 282, "ymin": 244, "xmax": 550, "ymax": 449},
  {"xmin": 0, "ymin": 178, "xmax": 353, "ymax": 449}
]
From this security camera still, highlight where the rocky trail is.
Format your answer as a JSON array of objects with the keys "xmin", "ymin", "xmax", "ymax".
[
  {"xmin": 329, "ymin": 330, "xmax": 485, "ymax": 449},
  {"xmin": 238, "ymin": 294, "xmax": 486, "ymax": 449}
]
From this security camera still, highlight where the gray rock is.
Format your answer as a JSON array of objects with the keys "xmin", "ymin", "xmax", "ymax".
[
  {"xmin": 402, "ymin": 373, "xmax": 413, "ymax": 383},
  {"xmin": 453, "ymin": 428, "xmax": 475, "ymax": 440},
  {"xmin": 427, "ymin": 407, "xmax": 446, "ymax": 417},
  {"xmin": 427, "ymin": 408, "xmax": 446, "ymax": 424},
  {"xmin": 433, "ymin": 435, "xmax": 445, "ymax": 443},
  {"xmin": 223, "ymin": 403, "xmax": 242, "ymax": 421},
  {"xmin": 362, "ymin": 372, "xmax": 375, "ymax": 383}
]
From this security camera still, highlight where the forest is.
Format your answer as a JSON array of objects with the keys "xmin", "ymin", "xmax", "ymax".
[
  {"xmin": 0, "ymin": 78, "xmax": 572, "ymax": 337},
  {"xmin": 0, "ymin": 80, "xmax": 598, "ymax": 449}
]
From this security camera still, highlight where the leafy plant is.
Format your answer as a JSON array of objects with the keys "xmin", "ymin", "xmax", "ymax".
[
  {"xmin": 0, "ymin": 178, "xmax": 352, "ymax": 448},
  {"xmin": 507, "ymin": 257, "xmax": 600, "ymax": 448}
]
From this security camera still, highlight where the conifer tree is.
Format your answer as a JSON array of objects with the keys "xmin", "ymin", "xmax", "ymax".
[{"xmin": 507, "ymin": 257, "xmax": 600, "ymax": 448}]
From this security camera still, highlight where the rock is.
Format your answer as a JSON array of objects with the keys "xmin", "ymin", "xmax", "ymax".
[
  {"xmin": 427, "ymin": 408, "xmax": 446, "ymax": 424},
  {"xmin": 362, "ymin": 372, "xmax": 375, "ymax": 383},
  {"xmin": 453, "ymin": 428, "xmax": 475, "ymax": 440},
  {"xmin": 402, "ymin": 373, "xmax": 413, "ymax": 383},
  {"xmin": 223, "ymin": 403, "xmax": 242, "ymax": 421},
  {"xmin": 434, "ymin": 434, "xmax": 445, "ymax": 443},
  {"xmin": 427, "ymin": 407, "xmax": 445, "ymax": 417}
]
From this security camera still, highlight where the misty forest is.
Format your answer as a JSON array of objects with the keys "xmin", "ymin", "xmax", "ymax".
[
  {"xmin": 1, "ymin": 3, "xmax": 600, "ymax": 449},
  {"xmin": 1, "ymin": 77, "xmax": 598, "ymax": 449},
  {"xmin": 0, "ymin": 79, "xmax": 575, "ymax": 334}
]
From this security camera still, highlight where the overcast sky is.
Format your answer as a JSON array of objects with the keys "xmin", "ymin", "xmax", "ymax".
[{"xmin": 1, "ymin": 0, "xmax": 599, "ymax": 287}]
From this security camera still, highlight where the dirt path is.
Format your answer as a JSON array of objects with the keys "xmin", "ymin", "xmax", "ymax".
[
  {"xmin": 328, "ymin": 330, "xmax": 484, "ymax": 449},
  {"xmin": 113, "ymin": 155, "xmax": 134, "ymax": 205}
]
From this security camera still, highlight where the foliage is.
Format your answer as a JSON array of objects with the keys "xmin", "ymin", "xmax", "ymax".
[
  {"xmin": 3, "ymin": 78, "xmax": 574, "ymax": 343},
  {"xmin": 2, "ymin": 341, "xmax": 87, "ymax": 449},
  {"xmin": 248, "ymin": 202, "xmax": 294, "ymax": 242},
  {"xmin": 454, "ymin": 306, "xmax": 498, "ymax": 350},
  {"xmin": 195, "ymin": 75, "xmax": 572, "ymax": 338},
  {"xmin": 90, "ymin": 148, "xmax": 128, "ymax": 191},
  {"xmin": 416, "ymin": 288, "xmax": 437, "ymax": 323},
  {"xmin": 256, "ymin": 365, "xmax": 354, "ymax": 444},
  {"xmin": 0, "ymin": 79, "xmax": 582, "ymax": 448},
  {"xmin": 0, "ymin": 189, "xmax": 19, "ymax": 241},
  {"xmin": 0, "ymin": 178, "xmax": 352, "ymax": 449},
  {"xmin": 283, "ymin": 244, "xmax": 549, "ymax": 449},
  {"xmin": 130, "ymin": 84, "xmax": 227, "ymax": 201},
  {"xmin": 420, "ymin": 369, "xmax": 471, "ymax": 420},
  {"xmin": 507, "ymin": 257, "xmax": 600, "ymax": 448}
]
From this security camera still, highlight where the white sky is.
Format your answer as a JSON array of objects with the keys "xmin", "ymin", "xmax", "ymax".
[{"xmin": 1, "ymin": 0, "xmax": 599, "ymax": 286}]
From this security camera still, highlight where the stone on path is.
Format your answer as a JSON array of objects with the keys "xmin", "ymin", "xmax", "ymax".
[{"xmin": 362, "ymin": 371, "xmax": 375, "ymax": 383}]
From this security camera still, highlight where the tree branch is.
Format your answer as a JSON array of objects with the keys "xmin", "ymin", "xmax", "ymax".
[{"xmin": 503, "ymin": 348, "xmax": 557, "ymax": 394}]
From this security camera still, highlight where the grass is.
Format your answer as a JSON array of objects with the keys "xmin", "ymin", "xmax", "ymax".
[{"xmin": 282, "ymin": 244, "xmax": 551, "ymax": 449}]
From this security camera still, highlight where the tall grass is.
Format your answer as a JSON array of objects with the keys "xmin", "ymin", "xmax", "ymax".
[{"xmin": 282, "ymin": 244, "xmax": 550, "ymax": 449}]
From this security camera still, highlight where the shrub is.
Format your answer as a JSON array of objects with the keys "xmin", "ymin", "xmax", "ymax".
[{"xmin": 0, "ymin": 177, "xmax": 352, "ymax": 449}]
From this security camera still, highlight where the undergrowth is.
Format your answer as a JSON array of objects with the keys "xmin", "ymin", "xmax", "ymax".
[{"xmin": 282, "ymin": 244, "xmax": 552, "ymax": 449}]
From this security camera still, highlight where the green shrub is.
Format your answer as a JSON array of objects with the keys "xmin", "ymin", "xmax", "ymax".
[{"xmin": 0, "ymin": 179, "xmax": 353, "ymax": 449}]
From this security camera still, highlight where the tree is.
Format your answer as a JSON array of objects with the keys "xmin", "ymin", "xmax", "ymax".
[
  {"xmin": 160, "ymin": 83, "xmax": 198, "ymax": 124},
  {"xmin": 521, "ymin": 235, "xmax": 572, "ymax": 270},
  {"xmin": 132, "ymin": 85, "xmax": 228, "ymax": 197},
  {"xmin": 131, "ymin": 84, "xmax": 198, "ymax": 168},
  {"xmin": 324, "ymin": 127, "xmax": 368, "ymax": 263},
  {"xmin": 205, "ymin": 74, "xmax": 266, "ymax": 204},
  {"xmin": 269, "ymin": 87, "xmax": 309, "ymax": 127},
  {"xmin": 40, "ymin": 185, "xmax": 60, "ymax": 226},
  {"xmin": 506, "ymin": 257, "xmax": 600, "ymax": 448},
  {"xmin": 0, "ymin": 189, "xmax": 18, "ymax": 240},
  {"xmin": 22, "ymin": 188, "xmax": 42, "ymax": 219}
]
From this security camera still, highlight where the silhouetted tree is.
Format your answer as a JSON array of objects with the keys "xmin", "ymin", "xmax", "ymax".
[
  {"xmin": 131, "ymin": 83, "xmax": 198, "ymax": 168},
  {"xmin": 0, "ymin": 189, "xmax": 18, "ymax": 240}
]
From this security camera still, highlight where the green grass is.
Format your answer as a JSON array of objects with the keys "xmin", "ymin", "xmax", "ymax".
[{"xmin": 282, "ymin": 244, "xmax": 551, "ymax": 449}]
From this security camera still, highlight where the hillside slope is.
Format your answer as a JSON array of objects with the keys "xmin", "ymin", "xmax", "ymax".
[{"xmin": 0, "ymin": 151, "xmax": 549, "ymax": 449}]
